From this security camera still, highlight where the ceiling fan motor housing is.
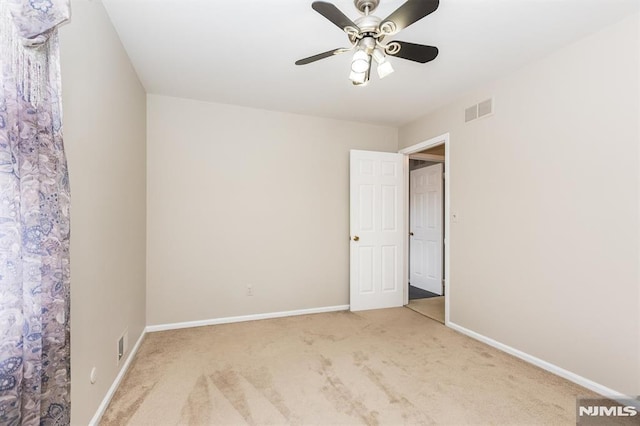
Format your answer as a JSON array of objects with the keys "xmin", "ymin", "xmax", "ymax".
[
  {"xmin": 358, "ymin": 36, "xmax": 377, "ymax": 54},
  {"xmin": 355, "ymin": 15, "xmax": 382, "ymax": 32},
  {"xmin": 349, "ymin": 15, "xmax": 382, "ymax": 44}
]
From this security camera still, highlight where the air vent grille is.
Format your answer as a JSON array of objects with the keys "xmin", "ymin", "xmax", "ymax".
[
  {"xmin": 464, "ymin": 105, "xmax": 478, "ymax": 123},
  {"xmin": 465, "ymin": 97, "xmax": 494, "ymax": 123},
  {"xmin": 478, "ymin": 98, "xmax": 493, "ymax": 117}
]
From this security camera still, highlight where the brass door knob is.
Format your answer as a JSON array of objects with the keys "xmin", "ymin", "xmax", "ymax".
[
  {"xmin": 409, "ymin": 232, "xmax": 414, "ymax": 236},
  {"xmin": 353, "ymin": 236, "xmax": 360, "ymax": 241}
]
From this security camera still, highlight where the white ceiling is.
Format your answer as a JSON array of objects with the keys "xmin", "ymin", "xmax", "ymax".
[{"xmin": 101, "ymin": 0, "xmax": 638, "ymax": 126}]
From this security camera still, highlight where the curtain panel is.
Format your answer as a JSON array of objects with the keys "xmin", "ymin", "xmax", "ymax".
[{"xmin": 0, "ymin": 0, "xmax": 71, "ymax": 424}]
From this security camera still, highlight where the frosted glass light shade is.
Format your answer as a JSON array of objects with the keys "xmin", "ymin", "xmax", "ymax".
[
  {"xmin": 349, "ymin": 70, "xmax": 367, "ymax": 84},
  {"xmin": 351, "ymin": 50, "xmax": 371, "ymax": 73},
  {"xmin": 377, "ymin": 60, "xmax": 394, "ymax": 79}
]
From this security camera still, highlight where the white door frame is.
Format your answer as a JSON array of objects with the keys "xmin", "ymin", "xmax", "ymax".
[{"xmin": 399, "ymin": 133, "xmax": 451, "ymax": 325}]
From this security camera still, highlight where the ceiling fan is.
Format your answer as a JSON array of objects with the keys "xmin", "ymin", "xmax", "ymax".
[{"xmin": 295, "ymin": 0, "xmax": 440, "ymax": 86}]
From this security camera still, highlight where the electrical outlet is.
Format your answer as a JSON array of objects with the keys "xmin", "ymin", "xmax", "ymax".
[
  {"xmin": 90, "ymin": 367, "xmax": 97, "ymax": 384},
  {"xmin": 246, "ymin": 285, "xmax": 253, "ymax": 296}
]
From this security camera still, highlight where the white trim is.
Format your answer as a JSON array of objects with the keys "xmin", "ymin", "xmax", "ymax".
[
  {"xmin": 399, "ymin": 135, "xmax": 448, "ymax": 155},
  {"xmin": 637, "ymin": 15, "xmax": 640, "ymax": 404},
  {"xmin": 399, "ymin": 133, "xmax": 451, "ymax": 326},
  {"xmin": 146, "ymin": 305, "xmax": 350, "ymax": 333},
  {"xmin": 448, "ymin": 321, "xmax": 634, "ymax": 402},
  {"xmin": 88, "ymin": 329, "xmax": 146, "ymax": 426}
]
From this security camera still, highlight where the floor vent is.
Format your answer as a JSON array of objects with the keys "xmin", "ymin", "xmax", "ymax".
[{"xmin": 465, "ymin": 97, "xmax": 494, "ymax": 123}]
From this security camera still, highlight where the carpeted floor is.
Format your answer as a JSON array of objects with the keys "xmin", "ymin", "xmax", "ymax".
[
  {"xmin": 101, "ymin": 308, "xmax": 595, "ymax": 425},
  {"xmin": 406, "ymin": 296, "xmax": 445, "ymax": 324}
]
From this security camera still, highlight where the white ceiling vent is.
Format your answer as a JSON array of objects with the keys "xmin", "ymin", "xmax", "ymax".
[{"xmin": 465, "ymin": 97, "xmax": 494, "ymax": 123}]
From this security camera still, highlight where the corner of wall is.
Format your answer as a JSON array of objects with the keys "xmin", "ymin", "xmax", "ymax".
[{"xmin": 60, "ymin": 0, "xmax": 147, "ymax": 424}]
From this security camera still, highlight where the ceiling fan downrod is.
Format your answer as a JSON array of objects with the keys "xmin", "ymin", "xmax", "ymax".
[{"xmin": 354, "ymin": 0, "xmax": 379, "ymax": 15}]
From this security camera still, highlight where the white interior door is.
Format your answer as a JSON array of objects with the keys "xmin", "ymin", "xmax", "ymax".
[
  {"xmin": 350, "ymin": 150, "xmax": 404, "ymax": 311},
  {"xmin": 409, "ymin": 163, "xmax": 443, "ymax": 295}
]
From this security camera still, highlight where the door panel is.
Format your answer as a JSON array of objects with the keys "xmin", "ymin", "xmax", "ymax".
[
  {"xmin": 350, "ymin": 150, "xmax": 404, "ymax": 311},
  {"xmin": 381, "ymin": 185, "xmax": 397, "ymax": 231},
  {"xmin": 358, "ymin": 247, "xmax": 374, "ymax": 293},
  {"xmin": 410, "ymin": 164, "xmax": 443, "ymax": 294},
  {"xmin": 381, "ymin": 246, "xmax": 397, "ymax": 292},
  {"xmin": 359, "ymin": 185, "xmax": 375, "ymax": 231}
]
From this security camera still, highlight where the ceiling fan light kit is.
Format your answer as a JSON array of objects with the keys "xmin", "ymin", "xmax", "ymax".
[
  {"xmin": 296, "ymin": 0, "xmax": 440, "ymax": 86},
  {"xmin": 351, "ymin": 49, "xmax": 371, "ymax": 73},
  {"xmin": 372, "ymin": 48, "xmax": 394, "ymax": 79}
]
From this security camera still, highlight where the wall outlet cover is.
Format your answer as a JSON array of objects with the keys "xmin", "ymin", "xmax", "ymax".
[{"xmin": 90, "ymin": 367, "xmax": 97, "ymax": 384}]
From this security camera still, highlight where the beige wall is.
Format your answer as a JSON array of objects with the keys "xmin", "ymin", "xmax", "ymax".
[
  {"xmin": 56, "ymin": 4, "xmax": 638, "ymax": 419},
  {"xmin": 400, "ymin": 15, "xmax": 640, "ymax": 396},
  {"xmin": 59, "ymin": 1, "xmax": 147, "ymax": 424},
  {"xmin": 147, "ymin": 95, "xmax": 397, "ymax": 325}
]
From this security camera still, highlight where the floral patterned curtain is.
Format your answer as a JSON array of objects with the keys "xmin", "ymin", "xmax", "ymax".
[{"xmin": 0, "ymin": 0, "xmax": 71, "ymax": 424}]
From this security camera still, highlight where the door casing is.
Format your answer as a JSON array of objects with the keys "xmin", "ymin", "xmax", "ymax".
[{"xmin": 399, "ymin": 133, "xmax": 451, "ymax": 325}]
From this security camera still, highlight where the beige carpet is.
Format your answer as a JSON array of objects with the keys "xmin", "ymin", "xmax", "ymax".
[
  {"xmin": 406, "ymin": 297, "xmax": 445, "ymax": 324},
  {"xmin": 101, "ymin": 308, "xmax": 594, "ymax": 425}
]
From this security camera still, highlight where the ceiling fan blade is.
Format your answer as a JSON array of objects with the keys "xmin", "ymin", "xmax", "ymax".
[
  {"xmin": 381, "ymin": 0, "xmax": 439, "ymax": 33},
  {"xmin": 295, "ymin": 48, "xmax": 348, "ymax": 65},
  {"xmin": 312, "ymin": 1, "xmax": 359, "ymax": 32},
  {"xmin": 388, "ymin": 41, "xmax": 438, "ymax": 63}
]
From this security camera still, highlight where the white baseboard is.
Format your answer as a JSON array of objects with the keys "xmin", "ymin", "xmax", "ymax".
[
  {"xmin": 146, "ymin": 304, "xmax": 351, "ymax": 333},
  {"xmin": 447, "ymin": 321, "xmax": 633, "ymax": 401},
  {"xmin": 88, "ymin": 329, "xmax": 146, "ymax": 426}
]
